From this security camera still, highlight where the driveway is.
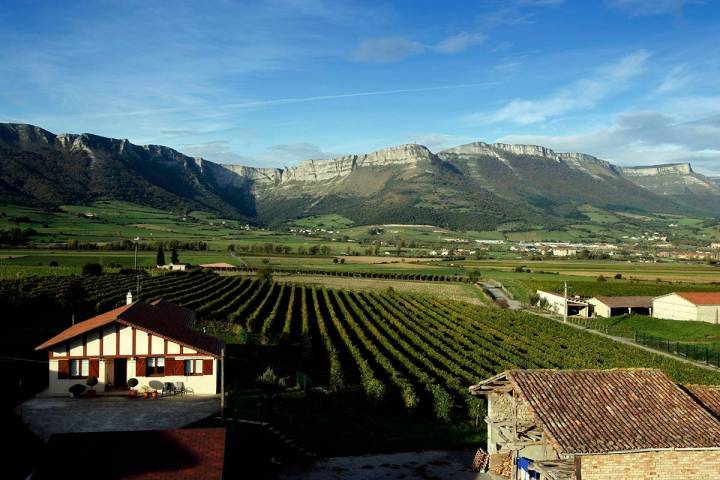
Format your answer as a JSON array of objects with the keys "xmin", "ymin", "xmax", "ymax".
[
  {"xmin": 17, "ymin": 395, "xmax": 220, "ymax": 440},
  {"xmin": 479, "ymin": 282, "xmax": 522, "ymax": 310}
]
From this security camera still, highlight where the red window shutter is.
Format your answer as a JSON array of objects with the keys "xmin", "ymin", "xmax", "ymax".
[
  {"xmin": 58, "ymin": 360, "xmax": 69, "ymax": 379},
  {"xmin": 88, "ymin": 359, "xmax": 100, "ymax": 378},
  {"xmin": 203, "ymin": 359, "xmax": 213, "ymax": 375},
  {"xmin": 136, "ymin": 357, "xmax": 147, "ymax": 376},
  {"xmin": 165, "ymin": 358, "xmax": 176, "ymax": 375}
]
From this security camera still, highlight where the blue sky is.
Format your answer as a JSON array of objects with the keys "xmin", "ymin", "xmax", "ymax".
[{"xmin": 1, "ymin": 0, "xmax": 719, "ymax": 174}]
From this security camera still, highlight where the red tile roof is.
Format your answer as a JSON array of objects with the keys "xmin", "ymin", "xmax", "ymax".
[
  {"xmin": 33, "ymin": 428, "xmax": 225, "ymax": 480},
  {"xmin": 470, "ymin": 369, "xmax": 720, "ymax": 454},
  {"xmin": 685, "ymin": 385, "xmax": 720, "ymax": 419},
  {"xmin": 591, "ymin": 296, "xmax": 654, "ymax": 308},
  {"xmin": 35, "ymin": 300, "xmax": 223, "ymax": 356},
  {"xmin": 675, "ymin": 292, "xmax": 720, "ymax": 305}
]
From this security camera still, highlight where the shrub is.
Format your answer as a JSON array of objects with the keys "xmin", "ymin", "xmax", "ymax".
[
  {"xmin": 86, "ymin": 376, "xmax": 98, "ymax": 389},
  {"xmin": 256, "ymin": 367, "xmax": 288, "ymax": 398},
  {"xmin": 48, "ymin": 260, "xmax": 59, "ymax": 267},
  {"xmin": 82, "ymin": 263, "xmax": 103, "ymax": 276},
  {"xmin": 528, "ymin": 293, "xmax": 540, "ymax": 306},
  {"xmin": 127, "ymin": 378, "xmax": 139, "ymax": 389},
  {"xmin": 614, "ymin": 273, "xmax": 623, "ymax": 280},
  {"xmin": 69, "ymin": 384, "xmax": 86, "ymax": 397},
  {"xmin": 597, "ymin": 275, "xmax": 607, "ymax": 282}
]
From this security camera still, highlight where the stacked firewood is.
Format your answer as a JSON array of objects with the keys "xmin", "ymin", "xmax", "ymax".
[{"xmin": 489, "ymin": 452, "xmax": 512, "ymax": 477}]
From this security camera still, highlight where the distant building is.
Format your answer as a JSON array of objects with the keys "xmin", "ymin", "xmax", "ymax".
[
  {"xmin": 551, "ymin": 248, "xmax": 577, "ymax": 257},
  {"xmin": 536, "ymin": 290, "xmax": 589, "ymax": 317},
  {"xmin": 159, "ymin": 262, "xmax": 189, "ymax": 271},
  {"xmin": 469, "ymin": 369, "xmax": 720, "ymax": 480},
  {"xmin": 587, "ymin": 296, "xmax": 653, "ymax": 317},
  {"xmin": 653, "ymin": 292, "xmax": 720, "ymax": 323},
  {"xmin": 199, "ymin": 262, "xmax": 237, "ymax": 271},
  {"xmin": 33, "ymin": 428, "xmax": 226, "ymax": 480},
  {"xmin": 35, "ymin": 296, "xmax": 224, "ymax": 395}
]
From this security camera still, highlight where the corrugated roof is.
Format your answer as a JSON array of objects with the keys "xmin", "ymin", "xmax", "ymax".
[
  {"xmin": 685, "ymin": 385, "xmax": 720, "ymax": 419},
  {"xmin": 33, "ymin": 428, "xmax": 225, "ymax": 480},
  {"xmin": 470, "ymin": 369, "xmax": 720, "ymax": 455},
  {"xmin": 35, "ymin": 300, "xmax": 223, "ymax": 356},
  {"xmin": 675, "ymin": 292, "xmax": 720, "ymax": 306},
  {"xmin": 200, "ymin": 262, "xmax": 236, "ymax": 269},
  {"xmin": 591, "ymin": 296, "xmax": 653, "ymax": 308}
]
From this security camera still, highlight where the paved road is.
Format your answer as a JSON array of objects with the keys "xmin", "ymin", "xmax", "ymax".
[{"xmin": 478, "ymin": 282, "xmax": 522, "ymax": 310}]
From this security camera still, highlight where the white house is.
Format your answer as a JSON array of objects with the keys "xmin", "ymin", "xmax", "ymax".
[
  {"xmin": 536, "ymin": 290, "xmax": 589, "ymax": 317},
  {"xmin": 653, "ymin": 292, "xmax": 720, "ymax": 323},
  {"xmin": 35, "ymin": 296, "xmax": 224, "ymax": 395},
  {"xmin": 587, "ymin": 296, "xmax": 653, "ymax": 318},
  {"xmin": 159, "ymin": 262, "xmax": 189, "ymax": 271}
]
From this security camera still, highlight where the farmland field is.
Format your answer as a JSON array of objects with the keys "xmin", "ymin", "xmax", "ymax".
[{"xmin": 6, "ymin": 271, "xmax": 719, "ymax": 412}]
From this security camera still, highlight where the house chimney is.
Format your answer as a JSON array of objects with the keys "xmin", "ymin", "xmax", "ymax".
[{"xmin": 126, "ymin": 290, "xmax": 133, "ymax": 305}]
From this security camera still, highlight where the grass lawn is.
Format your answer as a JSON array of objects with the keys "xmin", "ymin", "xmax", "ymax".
[{"xmin": 573, "ymin": 314, "xmax": 720, "ymax": 342}]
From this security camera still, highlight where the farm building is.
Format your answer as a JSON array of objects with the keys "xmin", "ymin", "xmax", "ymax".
[
  {"xmin": 35, "ymin": 295, "xmax": 224, "ymax": 395},
  {"xmin": 653, "ymin": 292, "xmax": 720, "ymax": 323},
  {"xmin": 199, "ymin": 262, "xmax": 237, "ymax": 270},
  {"xmin": 536, "ymin": 290, "xmax": 589, "ymax": 317},
  {"xmin": 159, "ymin": 262, "xmax": 190, "ymax": 271},
  {"xmin": 469, "ymin": 369, "xmax": 720, "ymax": 480},
  {"xmin": 32, "ymin": 428, "xmax": 226, "ymax": 480},
  {"xmin": 587, "ymin": 296, "xmax": 653, "ymax": 317}
]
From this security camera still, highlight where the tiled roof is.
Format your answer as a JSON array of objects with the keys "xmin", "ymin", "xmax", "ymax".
[
  {"xmin": 471, "ymin": 369, "xmax": 720, "ymax": 454},
  {"xmin": 591, "ymin": 296, "xmax": 654, "ymax": 308},
  {"xmin": 675, "ymin": 292, "xmax": 720, "ymax": 305},
  {"xmin": 35, "ymin": 300, "xmax": 223, "ymax": 356},
  {"xmin": 685, "ymin": 385, "xmax": 720, "ymax": 419},
  {"xmin": 33, "ymin": 428, "xmax": 225, "ymax": 480}
]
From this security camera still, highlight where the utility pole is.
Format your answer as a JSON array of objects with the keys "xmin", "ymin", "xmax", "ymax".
[
  {"xmin": 220, "ymin": 346, "xmax": 226, "ymax": 418},
  {"xmin": 134, "ymin": 237, "xmax": 141, "ymax": 300},
  {"xmin": 563, "ymin": 281, "xmax": 568, "ymax": 323}
]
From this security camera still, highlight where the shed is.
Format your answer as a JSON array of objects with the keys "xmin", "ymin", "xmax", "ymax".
[
  {"xmin": 200, "ymin": 262, "xmax": 237, "ymax": 270},
  {"xmin": 653, "ymin": 292, "xmax": 720, "ymax": 323},
  {"xmin": 587, "ymin": 296, "xmax": 653, "ymax": 317}
]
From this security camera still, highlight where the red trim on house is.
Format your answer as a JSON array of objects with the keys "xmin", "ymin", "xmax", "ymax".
[
  {"xmin": 147, "ymin": 332, "xmax": 152, "ymax": 355},
  {"xmin": 115, "ymin": 324, "xmax": 120, "ymax": 355},
  {"xmin": 132, "ymin": 327, "xmax": 136, "ymax": 356},
  {"xmin": 164, "ymin": 339, "xmax": 168, "ymax": 355},
  {"xmin": 99, "ymin": 330, "xmax": 104, "ymax": 357},
  {"xmin": 82, "ymin": 336, "xmax": 87, "ymax": 356}
]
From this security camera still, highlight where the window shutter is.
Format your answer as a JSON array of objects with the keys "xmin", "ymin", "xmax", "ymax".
[
  {"xmin": 165, "ymin": 358, "xmax": 176, "ymax": 375},
  {"xmin": 58, "ymin": 360, "xmax": 69, "ymax": 379},
  {"xmin": 89, "ymin": 359, "xmax": 100, "ymax": 378},
  {"xmin": 136, "ymin": 357, "xmax": 147, "ymax": 376},
  {"xmin": 203, "ymin": 359, "xmax": 213, "ymax": 375}
]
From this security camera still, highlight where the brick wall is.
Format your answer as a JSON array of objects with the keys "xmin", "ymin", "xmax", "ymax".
[{"xmin": 581, "ymin": 450, "xmax": 720, "ymax": 479}]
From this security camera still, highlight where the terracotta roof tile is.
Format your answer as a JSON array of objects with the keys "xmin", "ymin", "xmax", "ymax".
[
  {"xmin": 685, "ymin": 384, "xmax": 720, "ymax": 419},
  {"xmin": 33, "ymin": 428, "xmax": 225, "ymax": 480},
  {"xmin": 676, "ymin": 292, "xmax": 720, "ymax": 305},
  {"xmin": 35, "ymin": 300, "xmax": 223, "ymax": 356},
  {"xmin": 472, "ymin": 369, "xmax": 720, "ymax": 454}
]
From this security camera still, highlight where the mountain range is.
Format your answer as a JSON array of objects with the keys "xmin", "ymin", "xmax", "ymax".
[{"xmin": 1, "ymin": 123, "xmax": 719, "ymax": 230}]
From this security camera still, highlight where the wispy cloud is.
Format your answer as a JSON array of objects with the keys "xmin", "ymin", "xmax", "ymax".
[
  {"xmin": 607, "ymin": 0, "xmax": 700, "ymax": 17},
  {"xmin": 468, "ymin": 50, "xmax": 651, "ymax": 125},
  {"xmin": 351, "ymin": 37, "xmax": 425, "ymax": 63},
  {"xmin": 432, "ymin": 32, "xmax": 486, "ymax": 54},
  {"xmin": 497, "ymin": 109, "xmax": 720, "ymax": 174}
]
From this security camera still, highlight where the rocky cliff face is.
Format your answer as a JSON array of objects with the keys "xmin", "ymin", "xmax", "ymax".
[
  {"xmin": 222, "ymin": 143, "xmax": 434, "ymax": 188},
  {"xmin": 621, "ymin": 163, "xmax": 694, "ymax": 177}
]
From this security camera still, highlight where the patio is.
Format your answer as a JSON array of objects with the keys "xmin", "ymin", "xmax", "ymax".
[{"xmin": 17, "ymin": 394, "xmax": 220, "ymax": 440}]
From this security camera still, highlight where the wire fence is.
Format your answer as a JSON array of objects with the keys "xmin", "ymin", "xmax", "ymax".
[{"xmin": 634, "ymin": 332, "xmax": 720, "ymax": 369}]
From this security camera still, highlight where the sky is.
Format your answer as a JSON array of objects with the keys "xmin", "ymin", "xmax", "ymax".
[{"xmin": 1, "ymin": 0, "xmax": 719, "ymax": 175}]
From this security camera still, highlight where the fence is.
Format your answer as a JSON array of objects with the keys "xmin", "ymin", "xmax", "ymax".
[{"xmin": 634, "ymin": 332, "xmax": 720, "ymax": 368}]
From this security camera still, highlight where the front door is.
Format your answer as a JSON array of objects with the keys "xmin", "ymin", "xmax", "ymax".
[{"xmin": 114, "ymin": 359, "xmax": 127, "ymax": 389}]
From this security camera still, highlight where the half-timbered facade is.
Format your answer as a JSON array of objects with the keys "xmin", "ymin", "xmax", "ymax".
[{"xmin": 36, "ymin": 297, "xmax": 224, "ymax": 395}]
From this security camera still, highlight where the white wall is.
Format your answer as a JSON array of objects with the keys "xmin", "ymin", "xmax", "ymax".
[
  {"xmin": 47, "ymin": 359, "xmax": 107, "ymax": 395},
  {"xmin": 653, "ymin": 295, "xmax": 698, "ymax": 321},
  {"xmin": 537, "ymin": 290, "xmax": 567, "ymax": 315},
  {"xmin": 697, "ymin": 306, "xmax": 720, "ymax": 324},
  {"xmin": 588, "ymin": 299, "xmax": 611, "ymax": 318}
]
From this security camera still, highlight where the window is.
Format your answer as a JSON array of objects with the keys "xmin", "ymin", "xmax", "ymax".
[
  {"xmin": 184, "ymin": 359, "xmax": 203, "ymax": 375},
  {"xmin": 146, "ymin": 357, "xmax": 165, "ymax": 376},
  {"xmin": 69, "ymin": 359, "xmax": 89, "ymax": 378}
]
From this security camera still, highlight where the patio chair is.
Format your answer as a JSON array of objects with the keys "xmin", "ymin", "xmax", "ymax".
[
  {"xmin": 163, "ymin": 382, "xmax": 176, "ymax": 396},
  {"xmin": 174, "ymin": 381, "xmax": 194, "ymax": 395}
]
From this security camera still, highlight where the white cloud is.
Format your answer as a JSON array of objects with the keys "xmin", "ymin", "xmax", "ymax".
[
  {"xmin": 351, "ymin": 37, "xmax": 425, "ymax": 63},
  {"xmin": 607, "ymin": 0, "xmax": 698, "ymax": 17},
  {"xmin": 655, "ymin": 65, "xmax": 691, "ymax": 94},
  {"xmin": 432, "ymin": 32, "xmax": 486, "ymax": 54},
  {"xmin": 496, "ymin": 109, "xmax": 720, "ymax": 175},
  {"xmin": 468, "ymin": 50, "xmax": 651, "ymax": 125}
]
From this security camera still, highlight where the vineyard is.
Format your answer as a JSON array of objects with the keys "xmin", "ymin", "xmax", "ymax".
[{"xmin": 4, "ymin": 270, "xmax": 720, "ymax": 421}]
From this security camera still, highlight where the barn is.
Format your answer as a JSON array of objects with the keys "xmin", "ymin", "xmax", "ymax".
[
  {"xmin": 587, "ymin": 296, "xmax": 653, "ymax": 317},
  {"xmin": 653, "ymin": 292, "xmax": 720, "ymax": 323}
]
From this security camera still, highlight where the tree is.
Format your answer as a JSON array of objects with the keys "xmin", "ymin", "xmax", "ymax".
[
  {"xmin": 61, "ymin": 279, "xmax": 87, "ymax": 324},
  {"xmin": 257, "ymin": 265, "xmax": 273, "ymax": 283},
  {"xmin": 156, "ymin": 244, "xmax": 166, "ymax": 266},
  {"xmin": 171, "ymin": 247, "xmax": 179, "ymax": 264},
  {"xmin": 82, "ymin": 263, "xmax": 103, "ymax": 276}
]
